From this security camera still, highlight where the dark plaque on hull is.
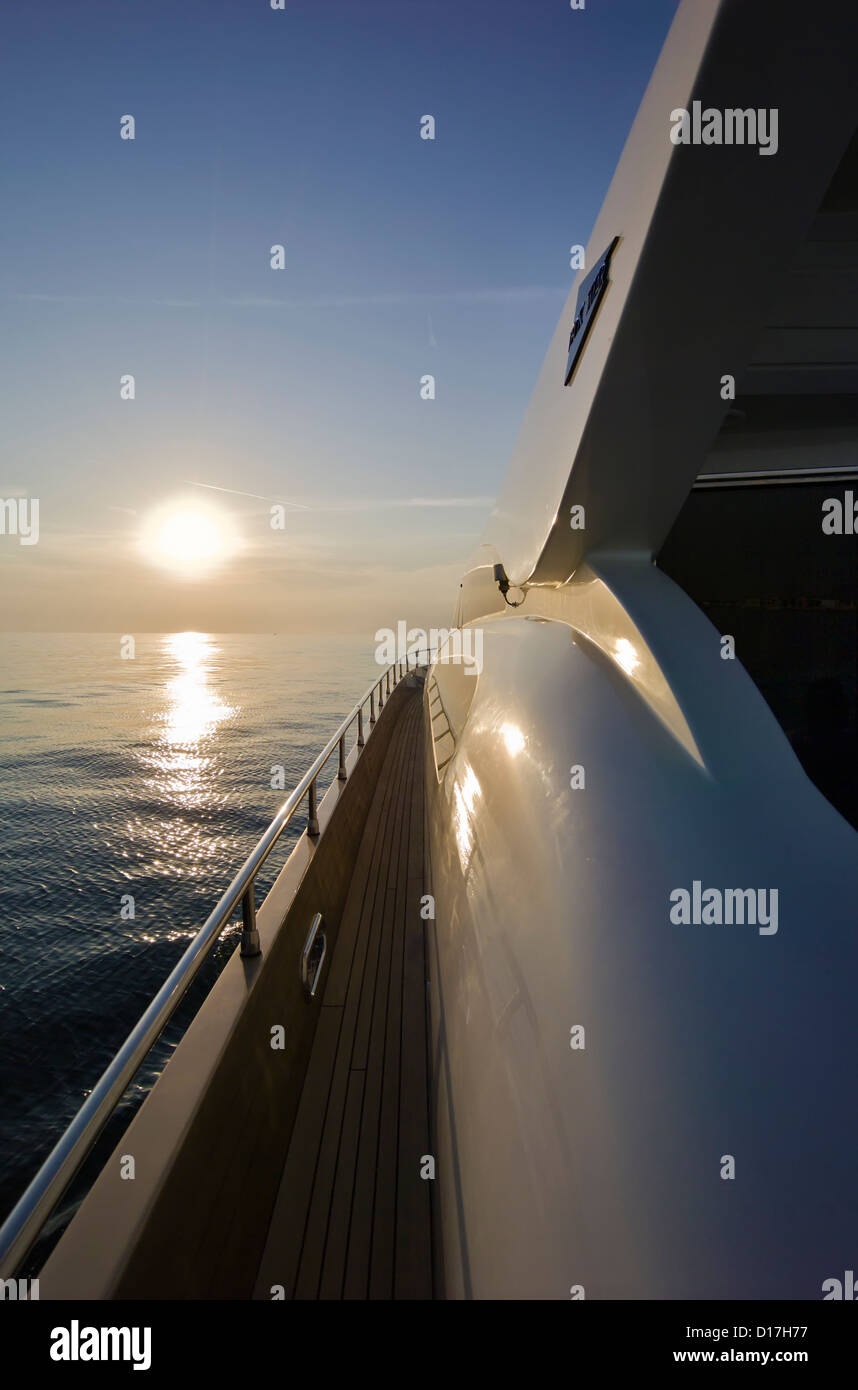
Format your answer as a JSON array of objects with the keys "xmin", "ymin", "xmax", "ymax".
[{"xmin": 563, "ymin": 236, "xmax": 619, "ymax": 386}]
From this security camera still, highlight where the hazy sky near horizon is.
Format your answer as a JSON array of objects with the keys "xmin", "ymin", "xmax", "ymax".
[{"xmin": 0, "ymin": 0, "xmax": 679, "ymax": 635}]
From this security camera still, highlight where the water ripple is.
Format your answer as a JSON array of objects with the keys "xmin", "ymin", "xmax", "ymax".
[{"xmin": 0, "ymin": 631, "xmax": 380, "ymax": 1219}]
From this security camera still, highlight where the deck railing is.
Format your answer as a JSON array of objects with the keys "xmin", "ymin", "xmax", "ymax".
[{"xmin": 0, "ymin": 648, "xmax": 432, "ymax": 1278}]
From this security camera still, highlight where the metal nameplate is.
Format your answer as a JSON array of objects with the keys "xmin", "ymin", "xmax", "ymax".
[{"xmin": 564, "ymin": 236, "xmax": 619, "ymax": 386}]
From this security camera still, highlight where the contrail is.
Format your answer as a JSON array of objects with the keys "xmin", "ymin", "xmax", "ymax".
[
  {"xmin": 187, "ymin": 480, "xmax": 311, "ymax": 510},
  {"xmin": 187, "ymin": 482, "xmax": 491, "ymax": 513}
]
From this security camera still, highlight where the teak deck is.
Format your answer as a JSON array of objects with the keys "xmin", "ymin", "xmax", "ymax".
[{"xmin": 254, "ymin": 684, "xmax": 434, "ymax": 1299}]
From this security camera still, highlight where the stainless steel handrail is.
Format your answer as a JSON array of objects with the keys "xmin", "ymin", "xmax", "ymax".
[{"xmin": 0, "ymin": 648, "xmax": 433, "ymax": 1277}]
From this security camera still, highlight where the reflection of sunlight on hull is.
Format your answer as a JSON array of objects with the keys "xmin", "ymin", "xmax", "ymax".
[
  {"xmin": 501, "ymin": 721, "xmax": 525, "ymax": 757},
  {"xmin": 452, "ymin": 762, "xmax": 482, "ymax": 875}
]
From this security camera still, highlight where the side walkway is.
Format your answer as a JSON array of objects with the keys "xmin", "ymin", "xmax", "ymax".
[{"xmin": 254, "ymin": 684, "xmax": 433, "ymax": 1299}]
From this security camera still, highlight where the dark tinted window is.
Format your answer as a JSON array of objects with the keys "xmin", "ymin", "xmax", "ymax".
[{"xmin": 658, "ymin": 479, "xmax": 858, "ymax": 829}]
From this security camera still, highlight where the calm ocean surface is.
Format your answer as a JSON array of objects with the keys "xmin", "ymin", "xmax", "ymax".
[{"xmin": 0, "ymin": 632, "xmax": 383, "ymax": 1229}]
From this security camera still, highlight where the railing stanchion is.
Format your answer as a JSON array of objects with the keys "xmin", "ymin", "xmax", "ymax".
[
  {"xmin": 369, "ymin": 691, "xmax": 376, "ymax": 725},
  {"xmin": 378, "ymin": 677, "xmax": 384, "ymax": 711},
  {"xmin": 307, "ymin": 778, "xmax": 320, "ymax": 836},
  {"xmin": 357, "ymin": 707, "xmax": 365, "ymax": 747},
  {"xmin": 240, "ymin": 885, "xmax": 261, "ymax": 958},
  {"xmin": 338, "ymin": 733, "xmax": 347, "ymax": 780}
]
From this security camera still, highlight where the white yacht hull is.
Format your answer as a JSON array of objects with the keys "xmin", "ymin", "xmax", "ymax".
[{"xmin": 426, "ymin": 561, "xmax": 858, "ymax": 1298}]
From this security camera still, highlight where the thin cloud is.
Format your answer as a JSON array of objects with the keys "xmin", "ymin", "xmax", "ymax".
[
  {"xmin": 9, "ymin": 292, "xmax": 202, "ymax": 308},
  {"xmin": 226, "ymin": 287, "xmax": 566, "ymax": 309},
  {"xmin": 6, "ymin": 286, "xmax": 565, "ymax": 310}
]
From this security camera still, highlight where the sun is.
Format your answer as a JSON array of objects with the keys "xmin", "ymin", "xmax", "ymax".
[
  {"xmin": 156, "ymin": 510, "xmax": 221, "ymax": 568},
  {"xmin": 140, "ymin": 500, "xmax": 237, "ymax": 577}
]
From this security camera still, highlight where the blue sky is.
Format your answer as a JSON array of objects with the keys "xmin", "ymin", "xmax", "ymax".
[{"xmin": 0, "ymin": 0, "xmax": 679, "ymax": 633}]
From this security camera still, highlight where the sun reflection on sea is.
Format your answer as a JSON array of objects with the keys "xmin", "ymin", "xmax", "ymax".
[
  {"xmin": 130, "ymin": 634, "xmax": 238, "ymax": 904},
  {"xmin": 161, "ymin": 632, "xmax": 234, "ymax": 748}
]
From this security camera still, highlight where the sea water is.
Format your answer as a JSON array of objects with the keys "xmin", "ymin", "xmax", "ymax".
[{"xmin": 0, "ymin": 631, "xmax": 381, "ymax": 1224}]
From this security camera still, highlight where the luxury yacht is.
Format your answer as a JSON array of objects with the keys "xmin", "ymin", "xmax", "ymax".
[{"xmin": 2, "ymin": 0, "xmax": 857, "ymax": 1300}]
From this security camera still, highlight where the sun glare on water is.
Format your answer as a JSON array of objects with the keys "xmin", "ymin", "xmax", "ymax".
[{"xmin": 141, "ymin": 501, "xmax": 238, "ymax": 577}]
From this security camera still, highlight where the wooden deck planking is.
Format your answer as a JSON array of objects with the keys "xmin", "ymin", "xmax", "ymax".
[
  {"xmin": 253, "ymin": 1005, "xmax": 341, "ymax": 1299},
  {"xmin": 254, "ymin": 694, "xmax": 412, "ymax": 1300},
  {"xmin": 316, "ymin": 1067, "xmax": 365, "ymax": 1298},
  {"xmin": 322, "ymin": 701, "xmax": 408, "ymax": 1009},
  {"xmin": 344, "ymin": 698, "xmax": 419, "ymax": 1297},
  {"xmin": 292, "ymin": 701, "xmax": 414, "ymax": 1299},
  {"xmin": 255, "ymin": 684, "xmax": 432, "ymax": 1300},
  {"xmin": 365, "ymin": 741, "xmax": 414, "ymax": 1299},
  {"xmin": 311, "ymin": 703, "xmax": 416, "ymax": 1299},
  {"xmin": 395, "ymin": 756, "xmax": 432, "ymax": 1299}
]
